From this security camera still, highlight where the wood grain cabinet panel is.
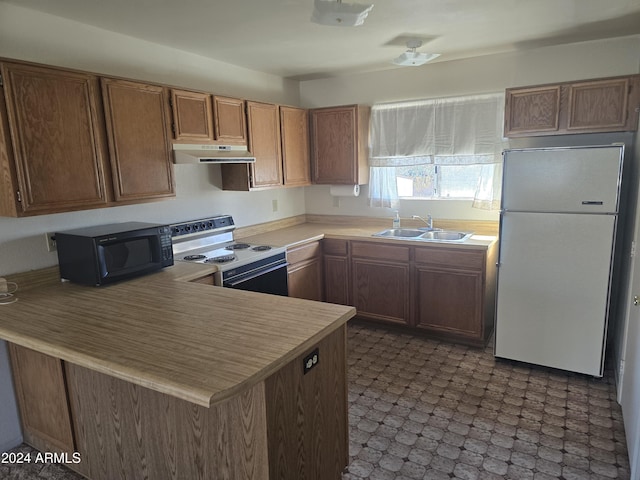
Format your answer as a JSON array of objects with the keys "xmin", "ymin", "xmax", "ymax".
[
  {"xmin": 280, "ymin": 106, "xmax": 311, "ymax": 186},
  {"xmin": 247, "ymin": 101, "xmax": 283, "ymax": 188},
  {"xmin": 567, "ymin": 78, "xmax": 630, "ymax": 131},
  {"xmin": 413, "ymin": 245, "xmax": 497, "ymax": 346},
  {"xmin": 101, "ymin": 78, "xmax": 175, "ymax": 202},
  {"xmin": 65, "ymin": 362, "xmax": 268, "ymax": 480},
  {"xmin": 265, "ymin": 325, "xmax": 348, "ymax": 480},
  {"xmin": 171, "ymin": 89, "xmax": 214, "ymax": 141},
  {"xmin": 287, "ymin": 241, "xmax": 323, "ymax": 301},
  {"xmin": 505, "ymin": 75, "xmax": 640, "ymax": 137},
  {"xmin": 8, "ymin": 344, "xmax": 75, "ymax": 454},
  {"xmin": 351, "ymin": 241, "xmax": 411, "ymax": 326},
  {"xmin": 310, "ymin": 105, "xmax": 370, "ymax": 185},
  {"xmin": 504, "ymin": 85, "xmax": 561, "ymax": 136},
  {"xmin": 221, "ymin": 101, "xmax": 282, "ymax": 190},
  {"xmin": 0, "ymin": 62, "xmax": 109, "ymax": 216},
  {"xmin": 213, "ymin": 95, "xmax": 247, "ymax": 145},
  {"xmin": 323, "ymin": 239, "xmax": 350, "ymax": 306}
]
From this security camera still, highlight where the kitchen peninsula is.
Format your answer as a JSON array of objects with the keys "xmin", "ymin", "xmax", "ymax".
[{"xmin": 0, "ymin": 263, "xmax": 355, "ymax": 480}]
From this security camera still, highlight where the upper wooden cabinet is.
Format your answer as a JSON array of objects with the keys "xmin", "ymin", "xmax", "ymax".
[
  {"xmin": 170, "ymin": 91, "xmax": 247, "ymax": 146},
  {"xmin": 171, "ymin": 89, "xmax": 214, "ymax": 142},
  {"xmin": 0, "ymin": 62, "xmax": 110, "ymax": 216},
  {"xmin": 310, "ymin": 104, "xmax": 370, "ymax": 185},
  {"xmin": 101, "ymin": 78, "xmax": 175, "ymax": 202},
  {"xmin": 221, "ymin": 102, "xmax": 308, "ymax": 191},
  {"xmin": 505, "ymin": 75, "xmax": 640, "ymax": 137},
  {"xmin": 213, "ymin": 96, "xmax": 247, "ymax": 145},
  {"xmin": 280, "ymin": 106, "xmax": 311, "ymax": 187}
]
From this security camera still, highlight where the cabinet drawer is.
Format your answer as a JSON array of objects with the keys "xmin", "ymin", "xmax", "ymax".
[
  {"xmin": 287, "ymin": 241, "xmax": 321, "ymax": 264},
  {"xmin": 415, "ymin": 247, "xmax": 484, "ymax": 270},
  {"xmin": 323, "ymin": 239, "xmax": 348, "ymax": 256},
  {"xmin": 351, "ymin": 241, "xmax": 410, "ymax": 262},
  {"xmin": 190, "ymin": 274, "xmax": 215, "ymax": 285}
]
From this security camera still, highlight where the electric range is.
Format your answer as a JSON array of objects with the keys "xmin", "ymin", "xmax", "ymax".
[{"xmin": 171, "ymin": 215, "xmax": 288, "ymax": 295}]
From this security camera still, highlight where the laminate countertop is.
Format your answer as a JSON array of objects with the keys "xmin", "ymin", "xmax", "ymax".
[
  {"xmin": 236, "ymin": 221, "xmax": 498, "ymax": 250},
  {"xmin": 0, "ymin": 262, "xmax": 355, "ymax": 408}
]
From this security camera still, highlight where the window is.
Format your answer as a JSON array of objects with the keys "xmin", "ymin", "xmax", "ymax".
[
  {"xmin": 396, "ymin": 164, "xmax": 485, "ymax": 199},
  {"xmin": 367, "ymin": 93, "xmax": 507, "ymax": 209}
]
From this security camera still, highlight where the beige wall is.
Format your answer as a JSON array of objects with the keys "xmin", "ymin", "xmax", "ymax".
[{"xmin": 0, "ymin": 3, "xmax": 305, "ymax": 276}]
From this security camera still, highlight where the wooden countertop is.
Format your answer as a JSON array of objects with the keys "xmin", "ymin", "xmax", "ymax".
[{"xmin": 0, "ymin": 263, "xmax": 355, "ymax": 408}]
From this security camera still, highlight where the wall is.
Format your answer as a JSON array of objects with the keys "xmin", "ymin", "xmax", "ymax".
[{"xmin": 300, "ymin": 35, "xmax": 640, "ymax": 222}]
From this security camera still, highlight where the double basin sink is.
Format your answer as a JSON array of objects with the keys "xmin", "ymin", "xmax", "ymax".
[{"xmin": 372, "ymin": 228, "xmax": 473, "ymax": 243}]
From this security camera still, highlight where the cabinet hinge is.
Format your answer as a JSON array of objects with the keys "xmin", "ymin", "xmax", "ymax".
[
  {"xmin": 0, "ymin": 74, "xmax": 3, "ymax": 87},
  {"xmin": 16, "ymin": 190, "xmax": 21, "ymax": 203}
]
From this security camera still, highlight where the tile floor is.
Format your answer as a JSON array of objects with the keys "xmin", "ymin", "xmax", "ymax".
[
  {"xmin": 343, "ymin": 322, "xmax": 630, "ymax": 480},
  {"xmin": 1, "ymin": 322, "xmax": 631, "ymax": 480}
]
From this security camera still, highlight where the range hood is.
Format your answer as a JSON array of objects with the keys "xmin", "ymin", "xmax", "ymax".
[{"xmin": 172, "ymin": 144, "xmax": 256, "ymax": 164}]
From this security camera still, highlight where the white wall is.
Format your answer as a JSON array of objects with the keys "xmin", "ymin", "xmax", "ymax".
[{"xmin": 300, "ymin": 35, "xmax": 640, "ymax": 222}]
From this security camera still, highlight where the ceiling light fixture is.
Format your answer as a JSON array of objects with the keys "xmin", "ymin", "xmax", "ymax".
[
  {"xmin": 311, "ymin": 0, "xmax": 374, "ymax": 27},
  {"xmin": 392, "ymin": 39, "xmax": 440, "ymax": 66}
]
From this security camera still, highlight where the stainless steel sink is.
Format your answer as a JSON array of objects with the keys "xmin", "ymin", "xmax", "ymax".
[
  {"xmin": 372, "ymin": 228, "xmax": 425, "ymax": 238},
  {"xmin": 419, "ymin": 231, "xmax": 473, "ymax": 242},
  {"xmin": 372, "ymin": 228, "xmax": 473, "ymax": 242}
]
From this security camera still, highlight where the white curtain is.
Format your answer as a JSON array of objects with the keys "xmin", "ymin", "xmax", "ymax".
[{"xmin": 368, "ymin": 93, "xmax": 507, "ymax": 209}]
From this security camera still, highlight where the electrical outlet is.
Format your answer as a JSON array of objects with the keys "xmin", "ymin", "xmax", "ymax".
[
  {"xmin": 303, "ymin": 348, "xmax": 319, "ymax": 375},
  {"xmin": 272, "ymin": 199, "xmax": 278, "ymax": 212},
  {"xmin": 45, "ymin": 232, "xmax": 57, "ymax": 252}
]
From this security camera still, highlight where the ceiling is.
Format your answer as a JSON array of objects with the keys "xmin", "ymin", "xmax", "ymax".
[{"xmin": 4, "ymin": 0, "xmax": 640, "ymax": 80}]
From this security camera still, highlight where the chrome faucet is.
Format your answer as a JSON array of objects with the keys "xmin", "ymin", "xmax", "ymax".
[{"xmin": 412, "ymin": 214, "xmax": 433, "ymax": 230}]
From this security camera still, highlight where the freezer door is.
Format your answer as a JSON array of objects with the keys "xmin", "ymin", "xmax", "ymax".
[
  {"xmin": 495, "ymin": 211, "xmax": 616, "ymax": 376},
  {"xmin": 502, "ymin": 146, "xmax": 623, "ymax": 214}
]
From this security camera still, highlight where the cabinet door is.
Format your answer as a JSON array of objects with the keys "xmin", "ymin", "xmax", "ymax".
[
  {"xmin": 1, "ymin": 62, "xmax": 109, "ymax": 215},
  {"xmin": 413, "ymin": 247, "xmax": 485, "ymax": 342},
  {"xmin": 311, "ymin": 106, "xmax": 357, "ymax": 184},
  {"xmin": 287, "ymin": 241, "xmax": 323, "ymax": 301},
  {"xmin": 324, "ymin": 256, "xmax": 349, "ymax": 305},
  {"xmin": 8, "ymin": 344, "xmax": 75, "ymax": 454},
  {"xmin": 414, "ymin": 265, "xmax": 483, "ymax": 338},
  {"xmin": 246, "ymin": 101, "xmax": 283, "ymax": 188},
  {"xmin": 567, "ymin": 78, "xmax": 630, "ymax": 131},
  {"xmin": 213, "ymin": 96, "xmax": 247, "ymax": 145},
  {"xmin": 280, "ymin": 106, "xmax": 311, "ymax": 186},
  {"xmin": 504, "ymin": 85, "xmax": 561, "ymax": 136},
  {"xmin": 171, "ymin": 89, "xmax": 214, "ymax": 141},
  {"xmin": 351, "ymin": 241, "xmax": 411, "ymax": 325},
  {"xmin": 101, "ymin": 78, "xmax": 175, "ymax": 201}
]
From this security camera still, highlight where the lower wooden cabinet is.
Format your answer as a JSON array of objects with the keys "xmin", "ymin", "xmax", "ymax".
[
  {"xmin": 287, "ymin": 241, "xmax": 323, "ymax": 301},
  {"xmin": 323, "ymin": 238, "xmax": 498, "ymax": 346},
  {"xmin": 351, "ymin": 241, "xmax": 411, "ymax": 326},
  {"xmin": 8, "ymin": 344, "xmax": 75, "ymax": 454},
  {"xmin": 323, "ymin": 239, "xmax": 350, "ymax": 306}
]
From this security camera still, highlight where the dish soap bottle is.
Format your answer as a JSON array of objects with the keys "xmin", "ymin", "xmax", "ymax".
[{"xmin": 393, "ymin": 210, "xmax": 401, "ymax": 229}]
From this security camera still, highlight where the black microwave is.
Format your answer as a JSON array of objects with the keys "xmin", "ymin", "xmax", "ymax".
[{"xmin": 55, "ymin": 222, "xmax": 173, "ymax": 286}]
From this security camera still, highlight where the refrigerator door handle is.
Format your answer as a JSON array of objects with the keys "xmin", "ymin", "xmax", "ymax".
[{"xmin": 582, "ymin": 201, "xmax": 604, "ymax": 205}]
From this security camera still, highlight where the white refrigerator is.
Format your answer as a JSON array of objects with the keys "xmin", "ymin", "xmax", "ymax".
[{"xmin": 494, "ymin": 144, "xmax": 624, "ymax": 377}]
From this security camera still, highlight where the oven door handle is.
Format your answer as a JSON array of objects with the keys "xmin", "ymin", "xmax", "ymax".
[{"xmin": 223, "ymin": 261, "xmax": 288, "ymax": 287}]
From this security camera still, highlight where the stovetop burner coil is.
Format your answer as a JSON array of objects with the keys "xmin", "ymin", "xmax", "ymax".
[
  {"xmin": 225, "ymin": 243, "xmax": 251, "ymax": 250},
  {"xmin": 252, "ymin": 245, "xmax": 272, "ymax": 252},
  {"xmin": 205, "ymin": 254, "xmax": 237, "ymax": 264},
  {"xmin": 183, "ymin": 254, "xmax": 207, "ymax": 261}
]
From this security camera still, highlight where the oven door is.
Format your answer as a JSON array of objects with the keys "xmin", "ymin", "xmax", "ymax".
[{"xmin": 222, "ymin": 255, "xmax": 289, "ymax": 297}]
